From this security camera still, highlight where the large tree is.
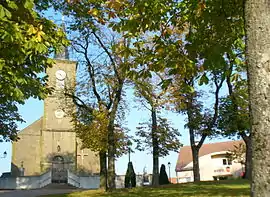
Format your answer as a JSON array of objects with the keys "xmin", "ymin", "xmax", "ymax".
[
  {"xmin": 70, "ymin": 29, "xmax": 128, "ymax": 190},
  {"xmin": 133, "ymin": 78, "xmax": 181, "ymax": 186},
  {"xmin": 245, "ymin": 0, "xmax": 270, "ymax": 196},
  {"xmin": 73, "ymin": 106, "xmax": 130, "ymax": 189},
  {"xmin": 218, "ymin": 76, "xmax": 251, "ymax": 179},
  {"xmin": 0, "ymin": 0, "xmax": 68, "ymax": 141},
  {"xmin": 135, "ymin": 79, "xmax": 181, "ymax": 186},
  {"xmin": 107, "ymin": 0, "xmax": 225, "ymax": 182},
  {"xmin": 45, "ymin": 0, "xmax": 130, "ymax": 190},
  {"xmin": 171, "ymin": 70, "xmax": 224, "ymax": 182},
  {"xmin": 170, "ymin": 0, "xmax": 244, "ymax": 181},
  {"xmin": 183, "ymin": 0, "xmax": 251, "ymax": 180}
]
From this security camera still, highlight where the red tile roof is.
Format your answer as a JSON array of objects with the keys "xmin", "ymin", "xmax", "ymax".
[{"xmin": 175, "ymin": 140, "xmax": 243, "ymax": 172}]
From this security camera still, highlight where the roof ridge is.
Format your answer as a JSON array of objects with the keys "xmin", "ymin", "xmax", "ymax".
[
  {"xmin": 176, "ymin": 140, "xmax": 244, "ymax": 172},
  {"xmin": 181, "ymin": 140, "xmax": 243, "ymax": 148},
  {"xmin": 19, "ymin": 116, "xmax": 43, "ymax": 132}
]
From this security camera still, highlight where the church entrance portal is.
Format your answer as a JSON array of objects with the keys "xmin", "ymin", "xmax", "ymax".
[{"xmin": 51, "ymin": 155, "xmax": 68, "ymax": 183}]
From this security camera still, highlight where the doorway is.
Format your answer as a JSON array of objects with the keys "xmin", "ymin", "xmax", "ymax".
[{"xmin": 51, "ymin": 155, "xmax": 68, "ymax": 183}]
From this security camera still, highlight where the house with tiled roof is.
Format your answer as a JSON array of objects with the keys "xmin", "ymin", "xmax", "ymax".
[{"xmin": 175, "ymin": 140, "xmax": 245, "ymax": 183}]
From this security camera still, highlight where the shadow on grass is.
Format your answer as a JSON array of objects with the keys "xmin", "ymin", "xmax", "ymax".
[{"xmin": 41, "ymin": 180, "xmax": 250, "ymax": 197}]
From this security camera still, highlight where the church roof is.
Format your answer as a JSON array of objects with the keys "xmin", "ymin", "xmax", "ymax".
[
  {"xmin": 175, "ymin": 140, "xmax": 244, "ymax": 172},
  {"xmin": 19, "ymin": 117, "xmax": 43, "ymax": 134}
]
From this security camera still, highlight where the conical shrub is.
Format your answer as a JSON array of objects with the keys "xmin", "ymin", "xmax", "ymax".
[
  {"xmin": 124, "ymin": 162, "xmax": 136, "ymax": 188},
  {"xmin": 159, "ymin": 164, "xmax": 170, "ymax": 185}
]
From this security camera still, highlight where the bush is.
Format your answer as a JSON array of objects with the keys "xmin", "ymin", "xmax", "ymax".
[
  {"xmin": 159, "ymin": 164, "xmax": 170, "ymax": 185},
  {"xmin": 124, "ymin": 162, "xmax": 136, "ymax": 188}
]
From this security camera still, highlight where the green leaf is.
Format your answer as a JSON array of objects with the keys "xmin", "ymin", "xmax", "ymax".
[
  {"xmin": 24, "ymin": 0, "xmax": 34, "ymax": 9},
  {"xmin": 0, "ymin": 5, "xmax": 5, "ymax": 18},
  {"xmin": 4, "ymin": 7, "xmax": 11, "ymax": 18},
  {"xmin": 7, "ymin": 1, "xmax": 18, "ymax": 10}
]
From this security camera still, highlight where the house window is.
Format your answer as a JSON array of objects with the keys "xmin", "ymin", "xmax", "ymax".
[{"xmin": 223, "ymin": 158, "xmax": 232, "ymax": 165}]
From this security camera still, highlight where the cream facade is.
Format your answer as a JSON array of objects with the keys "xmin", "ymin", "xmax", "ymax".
[{"xmin": 175, "ymin": 141, "xmax": 244, "ymax": 183}]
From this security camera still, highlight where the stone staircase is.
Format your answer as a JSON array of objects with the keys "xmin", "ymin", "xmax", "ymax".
[{"xmin": 42, "ymin": 183, "xmax": 78, "ymax": 189}]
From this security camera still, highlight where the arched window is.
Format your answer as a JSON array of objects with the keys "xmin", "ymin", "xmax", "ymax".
[{"xmin": 52, "ymin": 155, "xmax": 64, "ymax": 163}]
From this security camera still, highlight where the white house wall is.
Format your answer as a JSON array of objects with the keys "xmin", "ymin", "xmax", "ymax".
[{"xmin": 178, "ymin": 151, "xmax": 244, "ymax": 183}]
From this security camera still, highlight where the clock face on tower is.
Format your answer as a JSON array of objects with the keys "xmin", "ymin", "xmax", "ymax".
[
  {"xmin": 55, "ymin": 70, "xmax": 66, "ymax": 80},
  {"xmin": 55, "ymin": 109, "xmax": 65, "ymax": 119}
]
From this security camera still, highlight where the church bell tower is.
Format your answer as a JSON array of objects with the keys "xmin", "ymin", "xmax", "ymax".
[
  {"xmin": 41, "ymin": 48, "xmax": 77, "ymax": 173},
  {"xmin": 12, "ymin": 31, "xmax": 99, "ymax": 178}
]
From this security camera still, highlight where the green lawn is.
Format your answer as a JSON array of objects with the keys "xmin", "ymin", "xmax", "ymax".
[{"xmin": 42, "ymin": 180, "xmax": 250, "ymax": 197}]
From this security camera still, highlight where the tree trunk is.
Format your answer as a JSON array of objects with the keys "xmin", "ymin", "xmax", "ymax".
[
  {"xmin": 191, "ymin": 145, "xmax": 200, "ymax": 182},
  {"xmin": 241, "ymin": 134, "xmax": 252, "ymax": 180},
  {"xmin": 245, "ymin": 1, "xmax": 270, "ymax": 196},
  {"xmin": 187, "ymin": 104, "xmax": 201, "ymax": 182},
  {"xmin": 245, "ymin": 137, "xmax": 252, "ymax": 180},
  {"xmin": 107, "ymin": 84, "xmax": 123, "ymax": 191},
  {"xmin": 107, "ymin": 118, "xmax": 116, "ymax": 190},
  {"xmin": 151, "ymin": 109, "xmax": 159, "ymax": 186},
  {"xmin": 99, "ymin": 151, "xmax": 107, "ymax": 190}
]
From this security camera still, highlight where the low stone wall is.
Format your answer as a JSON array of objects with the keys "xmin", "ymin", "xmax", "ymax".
[
  {"xmin": 67, "ymin": 173, "xmax": 144, "ymax": 189},
  {"xmin": 0, "ymin": 176, "xmax": 41, "ymax": 189},
  {"xmin": 0, "ymin": 172, "xmax": 144, "ymax": 189},
  {"xmin": 67, "ymin": 170, "xmax": 100, "ymax": 189},
  {"xmin": 0, "ymin": 171, "xmax": 51, "ymax": 189},
  {"xmin": 115, "ymin": 175, "xmax": 144, "ymax": 188},
  {"xmin": 79, "ymin": 176, "xmax": 100, "ymax": 189}
]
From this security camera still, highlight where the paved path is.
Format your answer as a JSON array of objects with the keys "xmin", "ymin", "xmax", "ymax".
[{"xmin": 0, "ymin": 189, "xmax": 82, "ymax": 197}]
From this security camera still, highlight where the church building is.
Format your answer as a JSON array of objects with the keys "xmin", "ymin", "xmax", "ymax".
[{"xmin": 11, "ymin": 51, "xmax": 100, "ymax": 183}]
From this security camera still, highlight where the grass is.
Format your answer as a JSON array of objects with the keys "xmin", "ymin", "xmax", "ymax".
[{"xmin": 41, "ymin": 179, "xmax": 250, "ymax": 197}]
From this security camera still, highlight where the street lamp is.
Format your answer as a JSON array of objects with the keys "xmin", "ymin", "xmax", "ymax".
[
  {"xmin": 1, "ymin": 151, "xmax": 7, "ymax": 158},
  {"xmin": 168, "ymin": 162, "xmax": 171, "ymax": 182}
]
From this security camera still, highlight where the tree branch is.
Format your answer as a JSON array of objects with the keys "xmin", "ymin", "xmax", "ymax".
[
  {"xmin": 64, "ymin": 92, "xmax": 93, "ymax": 111},
  {"xmin": 91, "ymin": 31, "xmax": 121, "ymax": 82}
]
